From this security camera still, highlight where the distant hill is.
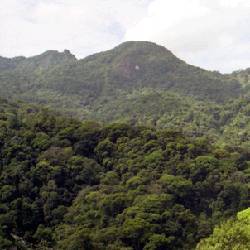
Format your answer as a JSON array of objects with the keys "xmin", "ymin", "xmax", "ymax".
[
  {"xmin": 0, "ymin": 41, "xmax": 248, "ymax": 134},
  {"xmin": 0, "ymin": 41, "xmax": 242, "ymax": 101},
  {"xmin": 0, "ymin": 50, "xmax": 76, "ymax": 72}
]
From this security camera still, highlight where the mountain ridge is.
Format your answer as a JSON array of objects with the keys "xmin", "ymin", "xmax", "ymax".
[
  {"xmin": 0, "ymin": 41, "xmax": 243, "ymax": 102},
  {"xmin": 1, "ymin": 41, "xmax": 249, "ymax": 75},
  {"xmin": 0, "ymin": 41, "xmax": 248, "ymax": 136}
]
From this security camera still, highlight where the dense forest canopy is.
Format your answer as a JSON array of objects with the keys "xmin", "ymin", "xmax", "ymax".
[
  {"xmin": 0, "ymin": 41, "xmax": 249, "ymax": 249},
  {"xmin": 0, "ymin": 99, "xmax": 249, "ymax": 249}
]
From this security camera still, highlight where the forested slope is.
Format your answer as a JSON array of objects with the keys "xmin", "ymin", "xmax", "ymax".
[
  {"xmin": 0, "ymin": 42, "xmax": 249, "ymax": 144},
  {"xmin": 0, "ymin": 41, "xmax": 243, "ymax": 115},
  {"xmin": 0, "ymin": 99, "xmax": 249, "ymax": 249},
  {"xmin": 0, "ymin": 41, "xmax": 250, "ymax": 249}
]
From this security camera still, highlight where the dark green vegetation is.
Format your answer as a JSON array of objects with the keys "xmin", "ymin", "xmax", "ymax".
[
  {"xmin": 0, "ymin": 99, "xmax": 249, "ymax": 249},
  {"xmin": 0, "ymin": 42, "xmax": 250, "ymax": 146},
  {"xmin": 0, "ymin": 41, "xmax": 244, "ymax": 117},
  {"xmin": 0, "ymin": 42, "xmax": 250, "ymax": 249}
]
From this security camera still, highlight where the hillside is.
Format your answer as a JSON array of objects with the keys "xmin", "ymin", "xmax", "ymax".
[
  {"xmin": 0, "ymin": 42, "xmax": 242, "ymax": 109},
  {"xmin": 0, "ymin": 99, "xmax": 249, "ymax": 249},
  {"xmin": 0, "ymin": 42, "xmax": 249, "ymax": 249},
  {"xmin": 0, "ymin": 50, "xmax": 76, "ymax": 73},
  {"xmin": 231, "ymin": 68, "xmax": 250, "ymax": 91},
  {"xmin": 0, "ymin": 42, "xmax": 250, "ymax": 146}
]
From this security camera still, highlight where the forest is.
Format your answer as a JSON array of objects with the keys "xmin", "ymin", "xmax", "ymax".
[
  {"xmin": 0, "ymin": 99, "xmax": 249, "ymax": 249},
  {"xmin": 0, "ymin": 42, "xmax": 249, "ymax": 249}
]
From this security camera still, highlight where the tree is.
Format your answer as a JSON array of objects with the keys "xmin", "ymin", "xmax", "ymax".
[{"xmin": 196, "ymin": 208, "xmax": 250, "ymax": 250}]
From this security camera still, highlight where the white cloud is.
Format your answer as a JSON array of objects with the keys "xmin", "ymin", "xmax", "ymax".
[
  {"xmin": 0, "ymin": 0, "xmax": 250, "ymax": 72},
  {"xmin": 0, "ymin": 0, "xmax": 149, "ymax": 58},
  {"xmin": 125, "ymin": 0, "xmax": 250, "ymax": 72}
]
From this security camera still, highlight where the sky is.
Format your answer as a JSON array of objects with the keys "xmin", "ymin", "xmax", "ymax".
[{"xmin": 0, "ymin": 0, "xmax": 250, "ymax": 73}]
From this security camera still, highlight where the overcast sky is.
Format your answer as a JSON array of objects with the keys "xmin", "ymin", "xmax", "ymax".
[{"xmin": 0, "ymin": 0, "xmax": 250, "ymax": 72}]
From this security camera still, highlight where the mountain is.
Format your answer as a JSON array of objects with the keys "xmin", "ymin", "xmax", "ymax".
[
  {"xmin": 0, "ymin": 42, "xmax": 250, "ymax": 144},
  {"xmin": 15, "ymin": 49, "xmax": 76, "ymax": 72},
  {"xmin": 0, "ymin": 42, "xmax": 242, "ymax": 107},
  {"xmin": 77, "ymin": 41, "xmax": 241, "ymax": 102},
  {"xmin": 0, "ymin": 50, "xmax": 76, "ymax": 73},
  {"xmin": 0, "ymin": 42, "xmax": 249, "ymax": 249}
]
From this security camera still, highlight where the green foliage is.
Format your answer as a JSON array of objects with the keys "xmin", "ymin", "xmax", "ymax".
[
  {"xmin": 196, "ymin": 208, "xmax": 250, "ymax": 250},
  {"xmin": 0, "ymin": 99, "xmax": 249, "ymax": 249},
  {"xmin": 1, "ymin": 42, "xmax": 250, "ymax": 150},
  {"xmin": 0, "ymin": 41, "xmax": 244, "ymax": 127}
]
